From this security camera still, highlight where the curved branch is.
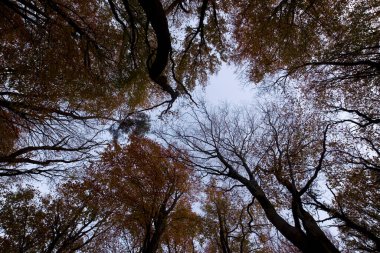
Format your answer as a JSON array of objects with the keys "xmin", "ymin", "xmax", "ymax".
[{"xmin": 137, "ymin": 0, "xmax": 178, "ymax": 101}]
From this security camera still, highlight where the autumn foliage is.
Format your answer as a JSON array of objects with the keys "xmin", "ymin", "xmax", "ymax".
[
  {"xmin": 0, "ymin": 0, "xmax": 379, "ymax": 252},
  {"xmin": 74, "ymin": 136, "xmax": 196, "ymax": 252}
]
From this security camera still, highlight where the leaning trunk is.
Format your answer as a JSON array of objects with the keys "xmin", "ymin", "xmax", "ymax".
[{"xmin": 228, "ymin": 170, "xmax": 339, "ymax": 253}]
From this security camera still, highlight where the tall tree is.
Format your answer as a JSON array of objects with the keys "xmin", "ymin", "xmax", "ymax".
[
  {"xmin": 201, "ymin": 184, "xmax": 264, "ymax": 253},
  {"xmin": 0, "ymin": 0, "xmax": 229, "ymax": 176},
  {"xmin": 78, "ymin": 135, "xmax": 196, "ymax": 253},
  {"xmin": 3, "ymin": 0, "xmax": 377, "ymax": 178},
  {"xmin": 1, "ymin": 0, "xmax": 230, "ymax": 107},
  {"xmin": 1, "ymin": 1, "xmax": 379, "ymax": 251},
  {"xmin": 162, "ymin": 101, "xmax": 341, "ymax": 253},
  {"xmin": 160, "ymin": 200, "xmax": 202, "ymax": 253},
  {"xmin": 231, "ymin": 0, "xmax": 380, "ymax": 181},
  {"xmin": 311, "ymin": 159, "xmax": 380, "ymax": 252},
  {"xmin": 0, "ymin": 184, "xmax": 111, "ymax": 252},
  {"xmin": 232, "ymin": 0, "xmax": 380, "ymax": 84}
]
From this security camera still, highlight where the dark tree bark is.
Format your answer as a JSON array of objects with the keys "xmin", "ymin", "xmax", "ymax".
[
  {"xmin": 166, "ymin": 103, "xmax": 341, "ymax": 253},
  {"xmin": 137, "ymin": 0, "xmax": 179, "ymax": 101}
]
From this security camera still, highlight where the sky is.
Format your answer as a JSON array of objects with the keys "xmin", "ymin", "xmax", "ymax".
[{"xmin": 197, "ymin": 64, "xmax": 258, "ymax": 106}]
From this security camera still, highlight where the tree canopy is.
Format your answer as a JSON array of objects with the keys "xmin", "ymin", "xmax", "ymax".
[{"xmin": 0, "ymin": 0, "xmax": 379, "ymax": 252}]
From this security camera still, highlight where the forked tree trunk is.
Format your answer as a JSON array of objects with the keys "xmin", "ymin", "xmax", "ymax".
[{"xmin": 229, "ymin": 170, "xmax": 340, "ymax": 253}]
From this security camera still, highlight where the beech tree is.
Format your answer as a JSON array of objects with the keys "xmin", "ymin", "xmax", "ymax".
[
  {"xmin": 311, "ymin": 169, "xmax": 380, "ymax": 252},
  {"xmin": 0, "ymin": 136, "xmax": 197, "ymax": 253},
  {"xmin": 0, "ymin": 185, "xmax": 111, "ymax": 252},
  {"xmin": 227, "ymin": 2, "xmax": 380, "ymax": 249},
  {"xmin": 162, "ymin": 97, "xmax": 380, "ymax": 252},
  {"xmin": 2, "ymin": 0, "xmax": 378, "ymax": 178},
  {"xmin": 309, "ymin": 126, "xmax": 380, "ymax": 253},
  {"xmin": 233, "ymin": 0, "xmax": 380, "ymax": 85},
  {"xmin": 1, "ymin": 0, "xmax": 230, "ymax": 109},
  {"xmin": 161, "ymin": 101, "xmax": 343, "ymax": 253},
  {"xmin": 1, "ymin": 0, "xmax": 125, "ymax": 175},
  {"xmin": 201, "ymin": 184, "xmax": 266, "ymax": 253},
  {"xmin": 160, "ymin": 201, "xmax": 202, "ymax": 253},
  {"xmin": 1, "ymin": 0, "xmax": 379, "ymax": 251},
  {"xmin": 0, "ymin": 0, "xmax": 232, "ymax": 176},
  {"xmin": 76, "ymin": 135, "xmax": 196, "ymax": 253},
  {"xmin": 232, "ymin": 0, "xmax": 380, "ymax": 180}
]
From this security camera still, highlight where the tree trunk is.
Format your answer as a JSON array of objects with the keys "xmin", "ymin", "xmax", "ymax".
[
  {"xmin": 228, "ymin": 169, "xmax": 340, "ymax": 253},
  {"xmin": 141, "ymin": 215, "xmax": 167, "ymax": 253}
]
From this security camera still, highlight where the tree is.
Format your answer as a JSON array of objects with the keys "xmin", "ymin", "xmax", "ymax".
[
  {"xmin": 311, "ymin": 160, "xmax": 380, "ymax": 252},
  {"xmin": 0, "ymin": 184, "xmax": 111, "ymax": 252},
  {"xmin": 0, "ymin": 0, "xmax": 128, "ymax": 175},
  {"xmin": 3, "ymin": 0, "xmax": 377, "ymax": 179},
  {"xmin": 78, "ymin": 135, "xmax": 196, "ymax": 253},
  {"xmin": 161, "ymin": 101, "xmax": 341, "ymax": 253},
  {"xmin": 1, "ymin": 0, "xmax": 230, "ymax": 108},
  {"xmin": 231, "ymin": 0, "xmax": 380, "ymax": 182},
  {"xmin": 0, "ymin": 0, "xmax": 231, "ymax": 176},
  {"xmin": 0, "ymin": 134, "xmax": 199, "ymax": 253},
  {"xmin": 1, "ymin": 1, "xmax": 379, "ymax": 251},
  {"xmin": 232, "ymin": 0, "xmax": 380, "ymax": 83},
  {"xmin": 160, "ymin": 200, "xmax": 202, "ymax": 253},
  {"xmin": 232, "ymin": 1, "xmax": 379, "ymax": 167},
  {"xmin": 229, "ymin": 2, "xmax": 380, "ymax": 249},
  {"xmin": 201, "ymin": 184, "xmax": 264, "ymax": 253}
]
